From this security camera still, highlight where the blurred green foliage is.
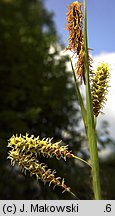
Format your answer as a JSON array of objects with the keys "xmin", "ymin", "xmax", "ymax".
[{"xmin": 0, "ymin": 0, "xmax": 85, "ymax": 199}]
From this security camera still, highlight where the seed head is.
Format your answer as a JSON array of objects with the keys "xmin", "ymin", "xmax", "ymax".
[
  {"xmin": 91, "ymin": 63, "xmax": 110, "ymax": 117},
  {"xmin": 8, "ymin": 134, "xmax": 74, "ymax": 161},
  {"xmin": 66, "ymin": 1, "xmax": 83, "ymax": 54},
  {"xmin": 8, "ymin": 149, "xmax": 72, "ymax": 193},
  {"xmin": 66, "ymin": 1, "xmax": 92, "ymax": 83}
]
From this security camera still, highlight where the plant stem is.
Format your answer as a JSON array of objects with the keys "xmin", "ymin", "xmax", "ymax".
[
  {"xmin": 70, "ymin": 58, "xmax": 87, "ymax": 133},
  {"xmin": 84, "ymin": 0, "xmax": 101, "ymax": 199},
  {"xmin": 73, "ymin": 155, "xmax": 91, "ymax": 168}
]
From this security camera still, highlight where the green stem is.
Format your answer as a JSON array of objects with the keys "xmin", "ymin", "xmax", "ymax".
[
  {"xmin": 70, "ymin": 58, "xmax": 87, "ymax": 133},
  {"xmin": 84, "ymin": 0, "xmax": 101, "ymax": 199},
  {"xmin": 72, "ymin": 154, "xmax": 91, "ymax": 168}
]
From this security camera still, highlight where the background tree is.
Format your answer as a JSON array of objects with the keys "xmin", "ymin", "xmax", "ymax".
[{"xmin": 0, "ymin": 0, "xmax": 84, "ymax": 199}]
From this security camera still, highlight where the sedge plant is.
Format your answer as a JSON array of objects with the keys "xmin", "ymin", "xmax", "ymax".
[
  {"xmin": 7, "ymin": 0, "xmax": 110, "ymax": 199},
  {"xmin": 66, "ymin": 0, "xmax": 110, "ymax": 199}
]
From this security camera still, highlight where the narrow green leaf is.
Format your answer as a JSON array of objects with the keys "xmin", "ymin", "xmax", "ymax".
[
  {"xmin": 84, "ymin": 0, "xmax": 101, "ymax": 200},
  {"xmin": 70, "ymin": 58, "xmax": 87, "ymax": 133}
]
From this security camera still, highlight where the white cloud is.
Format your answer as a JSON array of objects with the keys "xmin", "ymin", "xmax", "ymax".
[
  {"xmin": 61, "ymin": 50, "xmax": 115, "ymax": 139},
  {"xmin": 93, "ymin": 52, "xmax": 115, "ymax": 140}
]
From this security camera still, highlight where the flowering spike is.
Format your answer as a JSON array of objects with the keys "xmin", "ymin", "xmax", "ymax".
[
  {"xmin": 8, "ymin": 134, "xmax": 90, "ymax": 166},
  {"xmin": 66, "ymin": 1, "xmax": 92, "ymax": 83},
  {"xmin": 7, "ymin": 149, "xmax": 73, "ymax": 195},
  {"xmin": 8, "ymin": 134, "xmax": 74, "ymax": 161},
  {"xmin": 66, "ymin": 1, "xmax": 83, "ymax": 53},
  {"xmin": 91, "ymin": 62, "xmax": 110, "ymax": 117}
]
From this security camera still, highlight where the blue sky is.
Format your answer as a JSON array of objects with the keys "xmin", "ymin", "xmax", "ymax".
[{"xmin": 44, "ymin": 0, "xmax": 115, "ymax": 55}]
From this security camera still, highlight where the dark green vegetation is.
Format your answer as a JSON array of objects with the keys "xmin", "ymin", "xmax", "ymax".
[{"xmin": 0, "ymin": 0, "xmax": 115, "ymax": 199}]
